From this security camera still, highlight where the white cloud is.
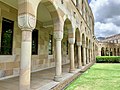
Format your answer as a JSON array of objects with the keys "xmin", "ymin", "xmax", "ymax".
[
  {"xmin": 90, "ymin": 0, "xmax": 120, "ymax": 37},
  {"xmin": 95, "ymin": 22, "xmax": 120, "ymax": 37}
]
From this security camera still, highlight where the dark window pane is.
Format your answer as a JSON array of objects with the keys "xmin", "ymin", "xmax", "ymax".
[
  {"xmin": 32, "ymin": 29, "xmax": 38, "ymax": 55},
  {"xmin": 0, "ymin": 18, "xmax": 14, "ymax": 55}
]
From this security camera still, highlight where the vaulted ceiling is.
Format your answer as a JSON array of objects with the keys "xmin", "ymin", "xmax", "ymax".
[
  {"xmin": 0, "ymin": 0, "xmax": 52, "ymax": 23},
  {"xmin": 0, "ymin": 0, "xmax": 18, "ymax": 9}
]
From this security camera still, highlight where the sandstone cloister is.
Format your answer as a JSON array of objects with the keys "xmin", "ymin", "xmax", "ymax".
[{"xmin": 0, "ymin": 0, "xmax": 119, "ymax": 90}]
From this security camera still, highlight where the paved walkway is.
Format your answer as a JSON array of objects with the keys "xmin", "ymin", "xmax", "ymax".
[
  {"xmin": 0, "ymin": 64, "xmax": 70, "ymax": 90},
  {"xmin": 0, "ymin": 63, "xmax": 93, "ymax": 90}
]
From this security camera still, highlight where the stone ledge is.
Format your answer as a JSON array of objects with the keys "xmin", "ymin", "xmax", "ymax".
[
  {"xmin": 80, "ymin": 62, "xmax": 95, "ymax": 73},
  {"xmin": 51, "ymin": 62, "xmax": 95, "ymax": 90}
]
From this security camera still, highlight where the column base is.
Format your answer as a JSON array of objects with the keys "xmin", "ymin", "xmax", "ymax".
[
  {"xmin": 54, "ymin": 75, "xmax": 62, "ymax": 82},
  {"xmin": 77, "ymin": 66, "xmax": 82, "ymax": 69},
  {"xmin": 69, "ymin": 69, "xmax": 75, "ymax": 73}
]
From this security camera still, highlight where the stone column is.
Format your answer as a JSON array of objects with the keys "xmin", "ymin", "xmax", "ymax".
[
  {"xmin": 19, "ymin": 30, "xmax": 32, "ymax": 90},
  {"xmin": 69, "ymin": 38, "xmax": 75, "ymax": 73},
  {"xmin": 98, "ymin": 47, "xmax": 101, "ymax": 56},
  {"xmin": 94, "ymin": 45, "xmax": 96, "ymax": 62},
  {"xmin": 87, "ymin": 48, "xmax": 89, "ymax": 64},
  {"xmin": 92, "ymin": 49, "xmax": 94, "ymax": 61},
  {"xmin": 104, "ymin": 48, "xmax": 106, "ymax": 56},
  {"xmin": 91, "ymin": 49, "xmax": 92, "ymax": 61},
  {"xmin": 77, "ymin": 42, "xmax": 82, "ymax": 68},
  {"xmin": 89, "ymin": 49, "xmax": 91, "ymax": 62},
  {"xmin": 54, "ymin": 31, "xmax": 63, "ymax": 82},
  {"xmin": 83, "ymin": 46, "xmax": 86, "ymax": 65},
  {"xmin": 18, "ymin": 13, "xmax": 36, "ymax": 90}
]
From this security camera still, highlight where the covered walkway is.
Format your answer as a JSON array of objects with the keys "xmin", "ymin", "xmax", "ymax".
[{"xmin": 0, "ymin": 63, "xmax": 93, "ymax": 90}]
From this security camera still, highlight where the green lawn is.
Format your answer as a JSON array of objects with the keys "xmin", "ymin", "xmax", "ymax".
[{"xmin": 65, "ymin": 63, "xmax": 120, "ymax": 90}]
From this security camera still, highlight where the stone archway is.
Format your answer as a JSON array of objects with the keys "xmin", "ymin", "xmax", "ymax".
[
  {"xmin": 74, "ymin": 28, "xmax": 81, "ymax": 68},
  {"xmin": 36, "ymin": 0, "xmax": 64, "ymax": 82},
  {"xmin": 114, "ymin": 48, "xmax": 116, "ymax": 56},
  {"xmin": 62, "ymin": 19, "xmax": 72, "ymax": 65},
  {"xmin": 101, "ymin": 47, "xmax": 104, "ymax": 56},
  {"xmin": 82, "ymin": 33, "xmax": 86, "ymax": 65},
  {"xmin": 63, "ymin": 18, "xmax": 75, "ymax": 73},
  {"xmin": 18, "ymin": 0, "xmax": 63, "ymax": 89}
]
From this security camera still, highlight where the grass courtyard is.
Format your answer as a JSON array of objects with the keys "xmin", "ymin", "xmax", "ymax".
[{"xmin": 65, "ymin": 63, "xmax": 120, "ymax": 90}]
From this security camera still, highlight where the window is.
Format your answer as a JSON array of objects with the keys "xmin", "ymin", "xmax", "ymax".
[
  {"xmin": 48, "ymin": 34, "xmax": 53, "ymax": 55},
  {"xmin": 32, "ymin": 29, "xmax": 38, "ymax": 55},
  {"xmin": 0, "ymin": 18, "xmax": 14, "ymax": 55}
]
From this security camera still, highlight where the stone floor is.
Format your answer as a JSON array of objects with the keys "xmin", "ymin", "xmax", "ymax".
[
  {"xmin": 0, "ymin": 63, "xmax": 93, "ymax": 90},
  {"xmin": 0, "ymin": 64, "xmax": 70, "ymax": 90}
]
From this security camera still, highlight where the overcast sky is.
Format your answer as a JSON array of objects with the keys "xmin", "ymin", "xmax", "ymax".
[{"xmin": 89, "ymin": 0, "xmax": 120, "ymax": 38}]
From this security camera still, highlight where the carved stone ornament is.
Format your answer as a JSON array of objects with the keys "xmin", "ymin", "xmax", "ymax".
[
  {"xmin": 18, "ymin": 13, "xmax": 36, "ymax": 30},
  {"xmin": 68, "ymin": 38, "xmax": 75, "ymax": 44},
  {"xmin": 54, "ymin": 31, "xmax": 63, "ymax": 40},
  {"xmin": 77, "ymin": 42, "xmax": 82, "ymax": 46}
]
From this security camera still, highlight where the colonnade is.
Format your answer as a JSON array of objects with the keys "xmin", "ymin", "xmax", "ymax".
[
  {"xmin": 19, "ymin": 27, "xmax": 94, "ymax": 90},
  {"xmin": 17, "ymin": 0, "xmax": 95, "ymax": 90},
  {"xmin": 101, "ymin": 47, "xmax": 120, "ymax": 56}
]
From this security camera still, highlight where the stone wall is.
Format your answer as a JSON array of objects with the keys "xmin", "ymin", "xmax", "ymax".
[
  {"xmin": 98, "ymin": 34, "xmax": 120, "ymax": 56},
  {"xmin": 0, "ymin": 2, "xmax": 69, "ymax": 78}
]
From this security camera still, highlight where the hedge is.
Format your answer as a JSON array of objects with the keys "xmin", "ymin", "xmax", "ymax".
[{"xmin": 96, "ymin": 56, "xmax": 120, "ymax": 63}]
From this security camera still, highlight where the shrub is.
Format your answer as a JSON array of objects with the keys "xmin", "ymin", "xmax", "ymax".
[{"xmin": 96, "ymin": 56, "xmax": 120, "ymax": 63}]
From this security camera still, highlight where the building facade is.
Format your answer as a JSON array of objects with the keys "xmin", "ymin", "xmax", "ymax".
[
  {"xmin": 0, "ymin": 0, "xmax": 97, "ymax": 90},
  {"xmin": 98, "ymin": 34, "xmax": 120, "ymax": 56}
]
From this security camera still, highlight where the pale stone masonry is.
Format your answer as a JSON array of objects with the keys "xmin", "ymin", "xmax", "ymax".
[
  {"xmin": 98, "ymin": 34, "xmax": 120, "ymax": 56},
  {"xmin": 0, "ymin": 0, "xmax": 98, "ymax": 90}
]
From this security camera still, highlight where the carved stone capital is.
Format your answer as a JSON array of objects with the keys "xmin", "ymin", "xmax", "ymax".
[
  {"xmin": 54, "ymin": 31, "xmax": 63, "ymax": 41},
  {"xmin": 68, "ymin": 38, "xmax": 75, "ymax": 44},
  {"xmin": 82, "ymin": 43, "xmax": 86, "ymax": 48},
  {"xmin": 77, "ymin": 42, "xmax": 82, "ymax": 46},
  {"xmin": 18, "ymin": 13, "xmax": 36, "ymax": 31}
]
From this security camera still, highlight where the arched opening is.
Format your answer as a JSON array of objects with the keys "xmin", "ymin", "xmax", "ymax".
[
  {"xmin": 62, "ymin": 19, "xmax": 72, "ymax": 65},
  {"xmin": 114, "ymin": 48, "xmax": 116, "ymax": 56},
  {"xmin": 110, "ymin": 48, "xmax": 113, "ymax": 56},
  {"xmin": 105, "ymin": 47, "xmax": 109, "ymax": 56},
  {"xmin": 30, "ymin": 0, "xmax": 61, "ymax": 84},
  {"xmin": 74, "ymin": 28, "xmax": 80, "ymax": 68},
  {"xmin": 63, "ymin": 18, "xmax": 79, "ymax": 72},
  {"xmin": 81, "ymin": 33, "xmax": 85, "ymax": 65},
  {"xmin": 101, "ymin": 47, "xmax": 104, "ymax": 56}
]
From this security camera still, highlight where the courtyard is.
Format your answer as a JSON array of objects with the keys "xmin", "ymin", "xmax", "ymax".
[
  {"xmin": 65, "ymin": 63, "xmax": 120, "ymax": 90},
  {"xmin": 0, "ymin": 0, "xmax": 120, "ymax": 90}
]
